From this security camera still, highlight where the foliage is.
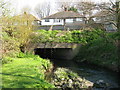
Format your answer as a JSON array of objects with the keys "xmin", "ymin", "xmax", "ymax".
[
  {"xmin": 1, "ymin": 31, "xmax": 20, "ymax": 57},
  {"xmin": 8, "ymin": 13, "xmax": 33, "ymax": 47},
  {"xmin": 80, "ymin": 29, "xmax": 107, "ymax": 43},
  {"xmin": 68, "ymin": 7, "xmax": 78, "ymax": 12},
  {"xmin": 74, "ymin": 32, "xmax": 119, "ymax": 71},
  {"xmin": 109, "ymin": 32, "xmax": 120, "ymax": 40},
  {"xmin": 1, "ymin": 12, "xmax": 35, "ymax": 55},
  {"xmin": 31, "ymin": 29, "xmax": 105, "ymax": 44},
  {"xmin": 2, "ymin": 55, "xmax": 55, "ymax": 88}
]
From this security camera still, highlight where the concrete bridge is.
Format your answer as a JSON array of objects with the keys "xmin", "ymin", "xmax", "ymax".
[{"xmin": 26, "ymin": 42, "xmax": 81, "ymax": 60}]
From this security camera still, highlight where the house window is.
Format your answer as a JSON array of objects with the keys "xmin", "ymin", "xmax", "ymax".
[
  {"xmin": 76, "ymin": 18, "xmax": 83, "ymax": 21},
  {"xmin": 66, "ymin": 19, "xmax": 73, "ymax": 23},
  {"xmin": 54, "ymin": 19, "xmax": 61, "ymax": 23},
  {"xmin": 45, "ymin": 19, "xmax": 49, "ymax": 22}
]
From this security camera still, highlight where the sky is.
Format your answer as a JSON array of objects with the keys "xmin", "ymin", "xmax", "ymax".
[
  {"xmin": 9, "ymin": 0, "xmax": 115, "ymax": 18},
  {"xmin": 11, "ymin": 0, "xmax": 56, "ymax": 17},
  {"xmin": 14, "ymin": 0, "xmax": 111, "ymax": 10}
]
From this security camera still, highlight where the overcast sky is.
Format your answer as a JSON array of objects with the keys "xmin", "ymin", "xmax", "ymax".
[
  {"xmin": 14, "ymin": 0, "xmax": 111, "ymax": 10},
  {"xmin": 9, "ymin": 0, "xmax": 115, "ymax": 17}
]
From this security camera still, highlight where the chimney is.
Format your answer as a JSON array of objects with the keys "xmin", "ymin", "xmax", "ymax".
[
  {"xmin": 24, "ymin": 12, "xmax": 27, "ymax": 14},
  {"xmin": 64, "ymin": 7, "xmax": 68, "ymax": 11}
]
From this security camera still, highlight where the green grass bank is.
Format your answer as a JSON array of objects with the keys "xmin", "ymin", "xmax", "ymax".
[{"xmin": 2, "ymin": 54, "xmax": 55, "ymax": 88}]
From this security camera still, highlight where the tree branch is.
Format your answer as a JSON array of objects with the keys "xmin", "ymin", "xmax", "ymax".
[{"xmin": 109, "ymin": 0, "xmax": 115, "ymax": 6}]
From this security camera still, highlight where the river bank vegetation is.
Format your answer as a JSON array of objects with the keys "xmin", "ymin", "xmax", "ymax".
[
  {"xmin": 31, "ymin": 29, "xmax": 119, "ymax": 72},
  {"xmin": 0, "ymin": 8, "xmax": 96, "ymax": 88},
  {"xmin": 1, "ymin": 13, "xmax": 98, "ymax": 88},
  {"xmin": 1, "ymin": 0, "xmax": 119, "ymax": 88},
  {"xmin": 1, "ymin": 28, "xmax": 119, "ymax": 88},
  {"xmin": 74, "ymin": 31, "xmax": 119, "ymax": 72}
]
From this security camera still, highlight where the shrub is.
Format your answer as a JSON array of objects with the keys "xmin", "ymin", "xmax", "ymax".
[
  {"xmin": 2, "ymin": 31, "xmax": 20, "ymax": 57},
  {"xmin": 74, "ymin": 32, "xmax": 118, "ymax": 71}
]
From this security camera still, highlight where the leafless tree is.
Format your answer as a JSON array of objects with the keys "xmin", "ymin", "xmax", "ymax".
[
  {"xmin": 76, "ymin": 1, "xmax": 96, "ymax": 18},
  {"xmin": 34, "ymin": 1, "xmax": 51, "ymax": 19},
  {"xmin": 95, "ymin": 0, "xmax": 119, "ymax": 30},
  {"xmin": 0, "ymin": 0, "xmax": 11, "ymax": 16},
  {"xmin": 55, "ymin": 0, "xmax": 78, "ymax": 11},
  {"xmin": 21, "ymin": 6, "xmax": 32, "ymax": 14},
  {"xmin": 114, "ymin": 0, "xmax": 120, "ymax": 31}
]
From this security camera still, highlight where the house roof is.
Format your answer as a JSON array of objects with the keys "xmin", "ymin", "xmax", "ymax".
[
  {"xmin": 44, "ymin": 11, "xmax": 85, "ymax": 19},
  {"xmin": 13, "ymin": 12, "xmax": 40, "ymax": 21}
]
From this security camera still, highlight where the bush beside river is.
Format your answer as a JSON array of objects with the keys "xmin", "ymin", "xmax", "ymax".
[{"xmin": 74, "ymin": 32, "xmax": 119, "ymax": 72}]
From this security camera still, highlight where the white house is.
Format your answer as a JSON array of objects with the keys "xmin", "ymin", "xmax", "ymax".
[
  {"xmin": 39, "ymin": 11, "xmax": 86, "ymax": 30},
  {"xmin": 91, "ymin": 10, "xmax": 117, "ymax": 31}
]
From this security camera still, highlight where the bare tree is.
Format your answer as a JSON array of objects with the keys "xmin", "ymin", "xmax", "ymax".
[
  {"xmin": 21, "ymin": 6, "xmax": 32, "ymax": 14},
  {"xmin": 114, "ymin": 0, "xmax": 120, "ymax": 31},
  {"xmin": 0, "ymin": 0, "xmax": 11, "ymax": 16},
  {"xmin": 34, "ymin": 1, "xmax": 51, "ymax": 19},
  {"xmin": 55, "ymin": 0, "xmax": 77, "ymax": 11},
  {"xmin": 95, "ymin": 0, "xmax": 119, "ymax": 30},
  {"xmin": 76, "ymin": 1, "xmax": 96, "ymax": 18}
]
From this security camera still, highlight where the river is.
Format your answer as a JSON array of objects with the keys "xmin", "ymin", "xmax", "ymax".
[
  {"xmin": 35, "ymin": 48, "xmax": 119, "ymax": 89},
  {"xmin": 51, "ymin": 59, "xmax": 119, "ymax": 89}
]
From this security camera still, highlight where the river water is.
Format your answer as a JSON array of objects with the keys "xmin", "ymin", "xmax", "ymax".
[{"xmin": 51, "ymin": 59, "xmax": 119, "ymax": 89}]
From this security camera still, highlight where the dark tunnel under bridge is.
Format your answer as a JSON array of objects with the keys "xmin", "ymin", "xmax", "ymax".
[
  {"xmin": 27, "ymin": 43, "xmax": 81, "ymax": 60},
  {"xmin": 34, "ymin": 48, "xmax": 74, "ymax": 60}
]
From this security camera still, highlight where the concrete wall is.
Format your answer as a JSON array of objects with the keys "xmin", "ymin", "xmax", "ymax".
[
  {"xmin": 34, "ymin": 45, "xmax": 80, "ymax": 60},
  {"xmin": 26, "ymin": 43, "xmax": 81, "ymax": 60}
]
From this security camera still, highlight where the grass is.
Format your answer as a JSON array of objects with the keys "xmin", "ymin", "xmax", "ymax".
[{"xmin": 2, "ymin": 56, "xmax": 55, "ymax": 88}]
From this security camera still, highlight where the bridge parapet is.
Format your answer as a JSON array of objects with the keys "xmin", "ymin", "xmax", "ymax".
[
  {"xmin": 26, "ymin": 42, "xmax": 81, "ymax": 53},
  {"xmin": 34, "ymin": 43, "xmax": 80, "ymax": 48}
]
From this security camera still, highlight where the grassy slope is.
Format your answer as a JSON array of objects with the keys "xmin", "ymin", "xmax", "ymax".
[
  {"xmin": 2, "ymin": 57, "xmax": 55, "ymax": 88},
  {"xmin": 74, "ymin": 38, "xmax": 119, "ymax": 71}
]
